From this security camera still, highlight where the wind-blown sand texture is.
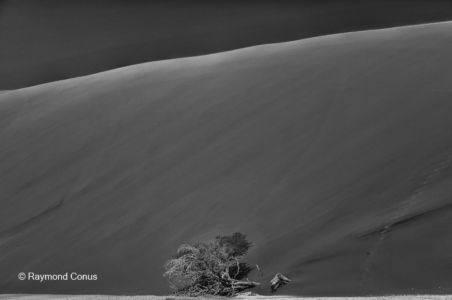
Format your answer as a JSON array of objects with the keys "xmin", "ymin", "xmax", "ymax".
[{"xmin": 1, "ymin": 22, "xmax": 452, "ymax": 295}]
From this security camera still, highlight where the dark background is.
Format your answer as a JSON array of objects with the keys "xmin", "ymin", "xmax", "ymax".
[{"xmin": 1, "ymin": 0, "xmax": 452, "ymax": 88}]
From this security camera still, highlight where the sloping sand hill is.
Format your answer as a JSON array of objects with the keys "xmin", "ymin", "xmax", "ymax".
[
  {"xmin": 3, "ymin": 0, "xmax": 452, "ymax": 89},
  {"xmin": 1, "ymin": 22, "xmax": 452, "ymax": 296}
]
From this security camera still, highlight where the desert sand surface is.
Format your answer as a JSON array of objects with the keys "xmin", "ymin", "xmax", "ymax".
[
  {"xmin": 1, "ymin": 22, "xmax": 452, "ymax": 296},
  {"xmin": 1, "ymin": 295, "xmax": 452, "ymax": 300},
  {"xmin": 3, "ymin": 0, "xmax": 452, "ymax": 89}
]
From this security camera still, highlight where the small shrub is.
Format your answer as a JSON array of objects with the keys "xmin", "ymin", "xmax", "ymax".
[{"xmin": 163, "ymin": 232, "xmax": 259, "ymax": 296}]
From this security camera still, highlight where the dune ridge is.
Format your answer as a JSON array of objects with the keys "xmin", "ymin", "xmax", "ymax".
[
  {"xmin": 4, "ymin": 0, "xmax": 452, "ymax": 90},
  {"xmin": 1, "ymin": 22, "xmax": 452, "ymax": 295}
]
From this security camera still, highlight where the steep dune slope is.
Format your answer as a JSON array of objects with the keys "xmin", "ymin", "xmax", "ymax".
[{"xmin": 1, "ymin": 22, "xmax": 452, "ymax": 295}]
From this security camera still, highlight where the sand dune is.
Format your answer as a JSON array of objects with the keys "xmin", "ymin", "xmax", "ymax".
[
  {"xmin": 1, "ymin": 22, "xmax": 452, "ymax": 296},
  {"xmin": 3, "ymin": 0, "xmax": 452, "ymax": 89}
]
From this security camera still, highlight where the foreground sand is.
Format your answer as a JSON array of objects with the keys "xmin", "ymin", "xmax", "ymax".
[
  {"xmin": 1, "ymin": 22, "xmax": 452, "ymax": 295},
  {"xmin": 2, "ymin": 295, "xmax": 452, "ymax": 300}
]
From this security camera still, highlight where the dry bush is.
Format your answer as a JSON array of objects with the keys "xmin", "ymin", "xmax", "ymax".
[{"xmin": 163, "ymin": 233, "xmax": 258, "ymax": 296}]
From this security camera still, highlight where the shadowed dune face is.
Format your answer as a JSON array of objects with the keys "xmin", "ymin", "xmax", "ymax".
[
  {"xmin": 2, "ymin": 22, "xmax": 452, "ymax": 295},
  {"xmin": 3, "ymin": 0, "xmax": 452, "ymax": 89}
]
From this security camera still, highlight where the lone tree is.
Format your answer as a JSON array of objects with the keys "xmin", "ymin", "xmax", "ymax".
[{"xmin": 163, "ymin": 232, "xmax": 260, "ymax": 296}]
